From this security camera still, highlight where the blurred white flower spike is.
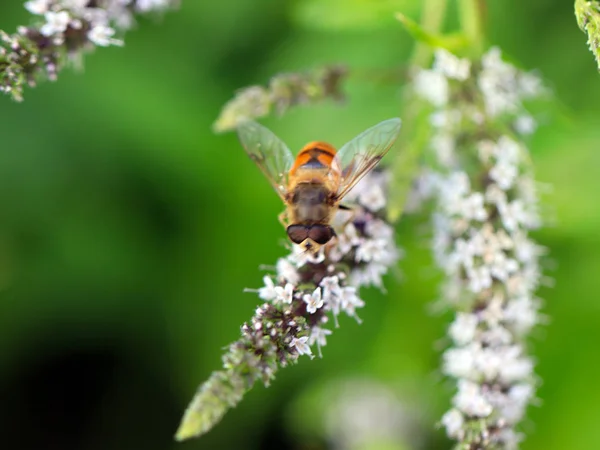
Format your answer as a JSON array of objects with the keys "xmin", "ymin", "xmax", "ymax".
[
  {"xmin": 321, "ymin": 378, "xmax": 422, "ymax": 450},
  {"xmin": 176, "ymin": 170, "xmax": 402, "ymax": 441},
  {"xmin": 414, "ymin": 47, "xmax": 548, "ymax": 449}
]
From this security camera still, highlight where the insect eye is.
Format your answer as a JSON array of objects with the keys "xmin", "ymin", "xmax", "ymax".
[
  {"xmin": 308, "ymin": 225, "xmax": 334, "ymax": 245},
  {"xmin": 287, "ymin": 225, "xmax": 308, "ymax": 244}
]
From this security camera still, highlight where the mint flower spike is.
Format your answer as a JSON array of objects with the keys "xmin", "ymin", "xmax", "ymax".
[
  {"xmin": 175, "ymin": 171, "xmax": 402, "ymax": 441},
  {"xmin": 212, "ymin": 65, "xmax": 348, "ymax": 133},
  {"xmin": 1, "ymin": 0, "xmax": 179, "ymax": 101},
  {"xmin": 575, "ymin": 0, "xmax": 600, "ymax": 70},
  {"xmin": 413, "ymin": 48, "xmax": 547, "ymax": 449}
]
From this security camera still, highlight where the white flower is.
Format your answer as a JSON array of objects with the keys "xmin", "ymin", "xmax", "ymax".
[
  {"xmin": 258, "ymin": 276, "xmax": 277, "ymax": 300},
  {"xmin": 136, "ymin": 0, "xmax": 172, "ymax": 12},
  {"xmin": 339, "ymin": 286, "xmax": 365, "ymax": 320},
  {"xmin": 430, "ymin": 109, "xmax": 461, "ymax": 128},
  {"xmin": 518, "ymin": 71, "xmax": 544, "ymax": 98},
  {"xmin": 480, "ymin": 326, "xmax": 513, "ymax": 346},
  {"xmin": 509, "ymin": 383, "xmax": 534, "ymax": 407},
  {"xmin": 290, "ymin": 244, "xmax": 325, "ymax": 266},
  {"xmin": 497, "ymin": 383, "xmax": 534, "ymax": 424},
  {"xmin": 485, "ymin": 183, "xmax": 508, "ymax": 207},
  {"xmin": 358, "ymin": 183, "xmax": 386, "ymax": 211},
  {"xmin": 497, "ymin": 429, "xmax": 524, "ymax": 450},
  {"xmin": 490, "ymin": 160, "xmax": 518, "ymax": 190},
  {"xmin": 355, "ymin": 238, "xmax": 389, "ymax": 263},
  {"xmin": 441, "ymin": 409, "xmax": 464, "ymax": 439},
  {"xmin": 495, "ymin": 136, "xmax": 521, "ymax": 166},
  {"xmin": 443, "ymin": 346, "xmax": 477, "ymax": 380},
  {"xmin": 88, "ymin": 25, "xmax": 123, "ymax": 47},
  {"xmin": 63, "ymin": 0, "xmax": 90, "ymax": 9},
  {"xmin": 24, "ymin": 0, "xmax": 49, "ymax": 15},
  {"xmin": 40, "ymin": 11, "xmax": 71, "ymax": 37},
  {"xmin": 350, "ymin": 263, "xmax": 388, "ymax": 289},
  {"xmin": 309, "ymin": 327, "xmax": 333, "ymax": 356},
  {"xmin": 499, "ymin": 200, "xmax": 529, "ymax": 232},
  {"xmin": 320, "ymin": 276, "xmax": 342, "ymax": 301},
  {"xmin": 365, "ymin": 219, "xmax": 394, "ymax": 240},
  {"xmin": 504, "ymin": 296, "xmax": 538, "ymax": 335},
  {"xmin": 451, "ymin": 238, "xmax": 475, "ymax": 272},
  {"xmin": 441, "ymin": 172, "xmax": 471, "ymax": 204},
  {"xmin": 512, "ymin": 232, "xmax": 543, "ymax": 264},
  {"xmin": 431, "ymin": 133, "xmax": 456, "ymax": 166},
  {"xmin": 498, "ymin": 352, "xmax": 533, "ymax": 383},
  {"xmin": 274, "ymin": 283, "xmax": 294, "ymax": 304},
  {"xmin": 448, "ymin": 313, "xmax": 478, "ymax": 345},
  {"xmin": 414, "ymin": 69, "xmax": 448, "ymax": 106},
  {"xmin": 276, "ymin": 257, "xmax": 300, "ymax": 284},
  {"xmin": 309, "ymin": 326, "xmax": 332, "ymax": 347},
  {"xmin": 303, "ymin": 287, "xmax": 324, "ymax": 314},
  {"xmin": 290, "ymin": 336, "xmax": 312, "ymax": 357},
  {"xmin": 474, "ymin": 347, "xmax": 504, "ymax": 381},
  {"xmin": 466, "ymin": 265, "xmax": 492, "ymax": 293},
  {"xmin": 489, "ymin": 251, "xmax": 519, "ymax": 282},
  {"xmin": 453, "ymin": 380, "xmax": 493, "ymax": 417},
  {"xmin": 478, "ymin": 47, "xmax": 521, "ymax": 117},
  {"xmin": 514, "ymin": 115, "xmax": 537, "ymax": 135},
  {"xmin": 460, "ymin": 193, "xmax": 488, "ymax": 221},
  {"xmin": 433, "ymin": 48, "xmax": 471, "ymax": 81},
  {"xmin": 480, "ymin": 293, "xmax": 505, "ymax": 326}
]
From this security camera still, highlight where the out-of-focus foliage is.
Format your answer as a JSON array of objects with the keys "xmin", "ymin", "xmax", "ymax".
[
  {"xmin": 293, "ymin": 0, "xmax": 418, "ymax": 31},
  {"xmin": 0, "ymin": 1, "xmax": 599, "ymax": 450},
  {"xmin": 575, "ymin": 0, "xmax": 600, "ymax": 70}
]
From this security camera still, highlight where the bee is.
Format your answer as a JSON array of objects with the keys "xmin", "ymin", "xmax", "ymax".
[{"xmin": 237, "ymin": 118, "xmax": 401, "ymax": 253}]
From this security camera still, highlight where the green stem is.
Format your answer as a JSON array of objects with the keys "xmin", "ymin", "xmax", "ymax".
[
  {"xmin": 388, "ymin": 0, "xmax": 448, "ymax": 222},
  {"xmin": 459, "ymin": 0, "xmax": 486, "ymax": 56},
  {"xmin": 410, "ymin": 0, "xmax": 449, "ymax": 67}
]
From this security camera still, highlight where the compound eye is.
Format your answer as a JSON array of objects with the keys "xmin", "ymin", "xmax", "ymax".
[
  {"xmin": 287, "ymin": 225, "xmax": 308, "ymax": 244},
  {"xmin": 308, "ymin": 225, "xmax": 334, "ymax": 245}
]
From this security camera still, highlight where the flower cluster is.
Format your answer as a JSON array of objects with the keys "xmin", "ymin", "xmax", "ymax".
[
  {"xmin": 414, "ymin": 48, "xmax": 546, "ymax": 449},
  {"xmin": 175, "ymin": 170, "xmax": 401, "ymax": 441},
  {"xmin": 322, "ymin": 378, "xmax": 418, "ymax": 450},
  {"xmin": 1, "ymin": 0, "xmax": 178, "ymax": 101},
  {"xmin": 212, "ymin": 65, "xmax": 348, "ymax": 133}
]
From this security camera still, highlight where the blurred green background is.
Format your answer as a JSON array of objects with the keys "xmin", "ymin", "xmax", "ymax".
[{"xmin": 1, "ymin": 1, "xmax": 599, "ymax": 449}]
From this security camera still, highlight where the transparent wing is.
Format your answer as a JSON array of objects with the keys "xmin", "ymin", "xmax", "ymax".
[
  {"xmin": 237, "ymin": 121, "xmax": 295, "ymax": 200},
  {"xmin": 334, "ymin": 118, "xmax": 401, "ymax": 200}
]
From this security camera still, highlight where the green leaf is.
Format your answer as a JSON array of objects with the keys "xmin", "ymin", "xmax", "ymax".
[{"xmin": 395, "ymin": 13, "xmax": 470, "ymax": 53}]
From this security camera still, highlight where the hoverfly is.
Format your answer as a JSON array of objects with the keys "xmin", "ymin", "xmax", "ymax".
[{"xmin": 237, "ymin": 118, "xmax": 401, "ymax": 253}]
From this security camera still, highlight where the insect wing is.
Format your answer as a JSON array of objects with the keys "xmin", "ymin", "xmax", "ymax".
[
  {"xmin": 334, "ymin": 118, "xmax": 401, "ymax": 200},
  {"xmin": 237, "ymin": 121, "xmax": 295, "ymax": 200}
]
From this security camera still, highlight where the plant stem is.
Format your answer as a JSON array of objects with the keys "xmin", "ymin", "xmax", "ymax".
[
  {"xmin": 388, "ymin": 0, "xmax": 448, "ymax": 222},
  {"xmin": 411, "ymin": 0, "xmax": 449, "ymax": 67},
  {"xmin": 459, "ymin": 0, "xmax": 486, "ymax": 56}
]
